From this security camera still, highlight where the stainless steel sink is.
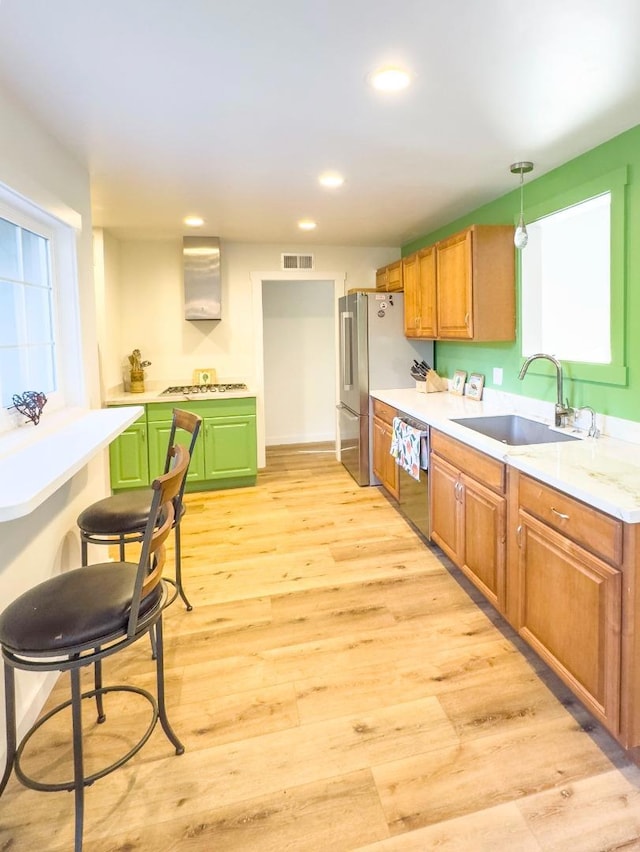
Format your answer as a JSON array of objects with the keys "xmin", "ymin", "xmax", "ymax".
[{"xmin": 450, "ymin": 414, "xmax": 580, "ymax": 446}]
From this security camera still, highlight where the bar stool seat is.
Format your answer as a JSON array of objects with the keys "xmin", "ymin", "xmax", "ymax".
[
  {"xmin": 0, "ymin": 562, "xmax": 163, "ymax": 653},
  {"xmin": 78, "ymin": 492, "xmax": 157, "ymax": 536}
]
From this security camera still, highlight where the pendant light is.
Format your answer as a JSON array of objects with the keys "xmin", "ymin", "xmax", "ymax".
[{"xmin": 510, "ymin": 161, "xmax": 534, "ymax": 249}]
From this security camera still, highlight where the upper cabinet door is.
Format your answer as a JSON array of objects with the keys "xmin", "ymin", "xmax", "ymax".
[
  {"xmin": 417, "ymin": 246, "xmax": 437, "ymax": 338},
  {"xmin": 402, "ymin": 246, "xmax": 437, "ymax": 339},
  {"xmin": 436, "ymin": 229, "xmax": 473, "ymax": 339},
  {"xmin": 402, "ymin": 253, "xmax": 419, "ymax": 336}
]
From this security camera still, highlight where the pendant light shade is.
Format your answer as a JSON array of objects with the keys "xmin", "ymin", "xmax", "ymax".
[{"xmin": 510, "ymin": 161, "xmax": 534, "ymax": 249}]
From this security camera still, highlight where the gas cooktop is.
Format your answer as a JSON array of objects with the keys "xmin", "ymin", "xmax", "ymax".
[{"xmin": 161, "ymin": 383, "xmax": 248, "ymax": 395}]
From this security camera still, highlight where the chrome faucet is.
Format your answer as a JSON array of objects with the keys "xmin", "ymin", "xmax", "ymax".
[
  {"xmin": 577, "ymin": 405, "xmax": 600, "ymax": 438},
  {"xmin": 518, "ymin": 353, "xmax": 572, "ymax": 428}
]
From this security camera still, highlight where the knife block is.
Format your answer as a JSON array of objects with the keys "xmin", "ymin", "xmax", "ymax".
[{"xmin": 421, "ymin": 370, "xmax": 448, "ymax": 393}]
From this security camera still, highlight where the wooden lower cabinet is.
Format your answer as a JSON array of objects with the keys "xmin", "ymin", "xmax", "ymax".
[
  {"xmin": 515, "ymin": 509, "xmax": 621, "ymax": 732},
  {"xmin": 430, "ymin": 431, "xmax": 506, "ymax": 610},
  {"xmin": 372, "ymin": 399, "xmax": 398, "ymax": 499}
]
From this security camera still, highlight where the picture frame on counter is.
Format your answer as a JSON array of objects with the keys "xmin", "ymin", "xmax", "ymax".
[
  {"xmin": 467, "ymin": 372, "xmax": 485, "ymax": 401},
  {"xmin": 450, "ymin": 370, "xmax": 467, "ymax": 396},
  {"xmin": 192, "ymin": 368, "xmax": 217, "ymax": 385}
]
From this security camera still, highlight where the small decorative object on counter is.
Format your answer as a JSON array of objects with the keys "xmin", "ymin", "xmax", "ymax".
[
  {"xmin": 10, "ymin": 391, "xmax": 47, "ymax": 425},
  {"xmin": 128, "ymin": 348, "xmax": 151, "ymax": 393},
  {"xmin": 192, "ymin": 368, "xmax": 217, "ymax": 385},
  {"xmin": 450, "ymin": 370, "xmax": 467, "ymax": 396},
  {"xmin": 467, "ymin": 372, "xmax": 485, "ymax": 401}
]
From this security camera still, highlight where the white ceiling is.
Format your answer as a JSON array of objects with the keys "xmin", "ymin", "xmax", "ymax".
[{"xmin": 0, "ymin": 0, "xmax": 639, "ymax": 246}]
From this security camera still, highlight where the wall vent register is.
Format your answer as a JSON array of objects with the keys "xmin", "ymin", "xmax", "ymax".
[{"xmin": 281, "ymin": 253, "xmax": 313, "ymax": 270}]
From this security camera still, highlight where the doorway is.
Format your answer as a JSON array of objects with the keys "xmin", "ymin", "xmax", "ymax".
[{"xmin": 251, "ymin": 269, "xmax": 345, "ymax": 467}]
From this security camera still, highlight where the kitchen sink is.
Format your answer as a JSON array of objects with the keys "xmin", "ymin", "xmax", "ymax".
[{"xmin": 450, "ymin": 414, "xmax": 580, "ymax": 446}]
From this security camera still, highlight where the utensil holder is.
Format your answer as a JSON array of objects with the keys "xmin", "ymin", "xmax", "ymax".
[{"xmin": 130, "ymin": 369, "xmax": 145, "ymax": 393}]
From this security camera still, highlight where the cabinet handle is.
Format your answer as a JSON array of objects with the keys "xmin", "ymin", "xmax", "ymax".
[
  {"xmin": 551, "ymin": 507, "xmax": 570, "ymax": 520},
  {"xmin": 464, "ymin": 312, "xmax": 470, "ymax": 326},
  {"xmin": 516, "ymin": 524, "xmax": 522, "ymax": 548}
]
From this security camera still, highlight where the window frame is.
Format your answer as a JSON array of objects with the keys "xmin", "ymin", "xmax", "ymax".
[{"xmin": 518, "ymin": 166, "xmax": 628, "ymax": 387}]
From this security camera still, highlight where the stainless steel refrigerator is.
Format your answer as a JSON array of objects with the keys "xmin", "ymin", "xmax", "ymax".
[{"xmin": 337, "ymin": 291, "xmax": 434, "ymax": 485}]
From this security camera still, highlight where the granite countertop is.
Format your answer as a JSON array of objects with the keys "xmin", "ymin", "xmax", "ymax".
[{"xmin": 371, "ymin": 387, "xmax": 640, "ymax": 523}]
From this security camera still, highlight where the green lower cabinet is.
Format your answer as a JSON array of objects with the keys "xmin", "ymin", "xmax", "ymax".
[
  {"xmin": 108, "ymin": 417, "xmax": 149, "ymax": 490},
  {"xmin": 147, "ymin": 419, "xmax": 206, "ymax": 482},
  {"xmin": 109, "ymin": 398, "xmax": 257, "ymax": 492},
  {"xmin": 203, "ymin": 415, "xmax": 257, "ymax": 480}
]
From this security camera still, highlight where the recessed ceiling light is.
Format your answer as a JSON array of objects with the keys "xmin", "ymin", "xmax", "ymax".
[
  {"xmin": 319, "ymin": 172, "xmax": 344, "ymax": 188},
  {"xmin": 184, "ymin": 215, "xmax": 204, "ymax": 227},
  {"xmin": 298, "ymin": 219, "xmax": 317, "ymax": 231},
  {"xmin": 370, "ymin": 66, "xmax": 411, "ymax": 92}
]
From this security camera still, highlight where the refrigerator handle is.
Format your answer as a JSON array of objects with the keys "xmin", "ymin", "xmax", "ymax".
[{"xmin": 341, "ymin": 311, "xmax": 353, "ymax": 389}]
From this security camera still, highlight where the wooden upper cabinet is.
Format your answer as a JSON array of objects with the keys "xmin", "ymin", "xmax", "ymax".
[
  {"xmin": 402, "ymin": 246, "xmax": 437, "ymax": 339},
  {"xmin": 376, "ymin": 266, "xmax": 389, "ymax": 291},
  {"xmin": 386, "ymin": 260, "xmax": 403, "ymax": 292},
  {"xmin": 436, "ymin": 224, "xmax": 515, "ymax": 342},
  {"xmin": 376, "ymin": 259, "xmax": 403, "ymax": 292},
  {"xmin": 402, "ymin": 253, "xmax": 419, "ymax": 335},
  {"xmin": 400, "ymin": 225, "xmax": 514, "ymax": 342},
  {"xmin": 417, "ymin": 246, "xmax": 437, "ymax": 338},
  {"xmin": 436, "ymin": 229, "xmax": 474, "ymax": 339}
]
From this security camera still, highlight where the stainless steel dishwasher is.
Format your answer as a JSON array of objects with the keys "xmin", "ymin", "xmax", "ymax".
[{"xmin": 396, "ymin": 416, "xmax": 430, "ymax": 539}]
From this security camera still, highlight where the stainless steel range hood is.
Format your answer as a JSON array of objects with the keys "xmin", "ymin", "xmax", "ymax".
[{"xmin": 183, "ymin": 236, "xmax": 221, "ymax": 320}]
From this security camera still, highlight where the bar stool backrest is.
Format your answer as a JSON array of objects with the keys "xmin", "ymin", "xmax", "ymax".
[
  {"xmin": 164, "ymin": 408, "xmax": 202, "ymax": 511},
  {"xmin": 128, "ymin": 443, "xmax": 190, "ymax": 637}
]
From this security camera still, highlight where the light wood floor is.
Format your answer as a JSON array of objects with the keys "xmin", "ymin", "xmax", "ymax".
[{"xmin": 3, "ymin": 443, "xmax": 640, "ymax": 850}]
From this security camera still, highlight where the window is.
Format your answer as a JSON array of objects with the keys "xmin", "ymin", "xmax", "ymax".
[
  {"xmin": 0, "ymin": 182, "xmax": 82, "ymax": 433},
  {"xmin": 521, "ymin": 193, "xmax": 611, "ymax": 364},
  {"xmin": 0, "ymin": 216, "xmax": 56, "ymax": 409},
  {"xmin": 519, "ymin": 167, "xmax": 627, "ymax": 386}
]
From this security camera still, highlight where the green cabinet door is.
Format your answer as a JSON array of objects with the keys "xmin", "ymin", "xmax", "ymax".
[
  {"xmin": 147, "ymin": 419, "xmax": 205, "ymax": 482},
  {"xmin": 203, "ymin": 415, "xmax": 257, "ymax": 480},
  {"xmin": 109, "ymin": 419, "xmax": 149, "ymax": 490}
]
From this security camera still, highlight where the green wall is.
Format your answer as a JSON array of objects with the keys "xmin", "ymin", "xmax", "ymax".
[{"xmin": 402, "ymin": 123, "xmax": 640, "ymax": 422}]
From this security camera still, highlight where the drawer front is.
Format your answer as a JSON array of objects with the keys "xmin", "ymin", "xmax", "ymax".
[
  {"xmin": 372, "ymin": 399, "xmax": 397, "ymax": 426},
  {"xmin": 431, "ymin": 430, "xmax": 505, "ymax": 494},
  {"xmin": 519, "ymin": 474, "xmax": 623, "ymax": 565},
  {"xmin": 147, "ymin": 398, "xmax": 256, "ymax": 420}
]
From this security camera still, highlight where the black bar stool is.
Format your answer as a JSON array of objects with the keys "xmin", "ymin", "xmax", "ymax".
[
  {"xmin": 0, "ymin": 443, "xmax": 190, "ymax": 852},
  {"xmin": 77, "ymin": 408, "xmax": 202, "ymax": 610}
]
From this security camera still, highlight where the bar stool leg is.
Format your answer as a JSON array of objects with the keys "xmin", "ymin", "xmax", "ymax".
[
  {"xmin": 93, "ymin": 657, "xmax": 106, "ymax": 723},
  {"xmin": 0, "ymin": 663, "xmax": 16, "ymax": 795},
  {"xmin": 174, "ymin": 523, "xmax": 193, "ymax": 611},
  {"xmin": 153, "ymin": 617, "xmax": 184, "ymax": 755},
  {"xmin": 81, "ymin": 536, "xmax": 89, "ymax": 568},
  {"xmin": 70, "ymin": 667, "xmax": 86, "ymax": 852}
]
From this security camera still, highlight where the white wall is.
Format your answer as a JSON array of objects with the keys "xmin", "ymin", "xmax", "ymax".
[
  {"xmin": 94, "ymin": 228, "xmax": 124, "ymax": 394},
  {"xmin": 108, "ymin": 239, "xmax": 399, "ymax": 391},
  {"xmin": 263, "ymin": 280, "xmax": 335, "ymax": 445},
  {"xmin": 0, "ymin": 84, "xmax": 106, "ymax": 748}
]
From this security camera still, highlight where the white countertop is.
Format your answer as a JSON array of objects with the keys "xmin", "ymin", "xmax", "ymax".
[
  {"xmin": 0, "ymin": 406, "xmax": 143, "ymax": 521},
  {"xmin": 371, "ymin": 388, "xmax": 640, "ymax": 523}
]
